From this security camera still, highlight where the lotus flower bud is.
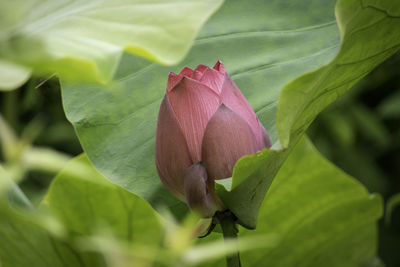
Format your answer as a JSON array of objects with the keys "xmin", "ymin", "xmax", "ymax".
[{"xmin": 155, "ymin": 61, "xmax": 270, "ymax": 217}]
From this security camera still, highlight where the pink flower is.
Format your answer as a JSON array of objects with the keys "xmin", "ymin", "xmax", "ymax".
[{"xmin": 155, "ymin": 61, "xmax": 270, "ymax": 217}]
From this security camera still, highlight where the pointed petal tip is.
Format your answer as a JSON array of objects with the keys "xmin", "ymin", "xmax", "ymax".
[
  {"xmin": 180, "ymin": 67, "xmax": 194, "ymax": 77},
  {"xmin": 177, "ymin": 75, "xmax": 190, "ymax": 84},
  {"xmin": 173, "ymin": 75, "xmax": 220, "ymax": 97},
  {"xmin": 213, "ymin": 61, "xmax": 221, "ymax": 70},
  {"xmin": 167, "ymin": 68, "xmax": 195, "ymax": 93},
  {"xmin": 213, "ymin": 60, "xmax": 226, "ymax": 74},
  {"xmin": 219, "ymin": 103, "xmax": 228, "ymax": 109},
  {"xmin": 217, "ymin": 103, "xmax": 234, "ymax": 114},
  {"xmin": 166, "ymin": 72, "xmax": 181, "ymax": 93},
  {"xmin": 198, "ymin": 67, "xmax": 225, "ymax": 95},
  {"xmin": 172, "ymin": 76, "xmax": 194, "ymax": 90},
  {"xmin": 194, "ymin": 64, "xmax": 208, "ymax": 73},
  {"xmin": 167, "ymin": 74, "xmax": 193, "ymax": 94}
]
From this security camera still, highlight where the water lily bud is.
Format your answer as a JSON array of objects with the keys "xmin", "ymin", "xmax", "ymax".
[{"xmin": 155, "ymin": 61, "xmax": 271, "ymax": 217}]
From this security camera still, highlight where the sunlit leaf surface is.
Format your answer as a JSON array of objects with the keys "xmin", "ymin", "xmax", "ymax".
[{"xmin": 0, "ymin": 0, "xmax": 223, "ymax": 88}]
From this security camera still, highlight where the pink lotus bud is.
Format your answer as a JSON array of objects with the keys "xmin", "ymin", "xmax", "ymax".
[{"xmin": 155, "ymin": 61, "xmax": 271, "ymax": 217}]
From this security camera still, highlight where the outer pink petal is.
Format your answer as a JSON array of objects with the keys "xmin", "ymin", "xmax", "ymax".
[
  {"xmin": 155, "ymin": 96, "xmax": 193, "ymax": 200},
  {"xmin": 202, "ymin": 105, "xmax": 259, "ymax": 180},
  {"xmin": 183, "ymin": 163, "xmax": 218, "ymax": 217},
  {"xmin": 167, "ymin": 77, "xmax": 221, "ymax": 163},
  {"xmin": 220, "ymin": 73, "xmax": 263, "ymax": 149},
  {"xmin": 199, "ymin": 68, "xmax": 225, "ymax": 95}
]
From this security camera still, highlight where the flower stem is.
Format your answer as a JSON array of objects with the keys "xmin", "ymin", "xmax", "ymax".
[{"xmin": 216, "ymin": 211, "xmax": 242, "ymax": 267}]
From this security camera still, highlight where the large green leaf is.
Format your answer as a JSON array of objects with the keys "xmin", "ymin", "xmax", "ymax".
[
  {"xmin": 61, "ymin": 0, "xmax": 340, "ymax": 218},
  {"xmin": 240, "ymin": 137, "xmax": 382, "ymax": 267},
  {"xmin": 203, "ymin": 137, "xmax": 382, "ymax": 267},
  {"xmin": 42, "ymin": 154, "xmax": 163, "ymax": 246},
  {"xmin": 61, "ymin": 0, "xmax": 400, "ymax": 227},
  {"xmin": 277, "ymin": 0, "xmax": 400, "ymax": 147},
  {"xmin": 0, "ymin": 0, "xmax": 223, "ymax": 89}
]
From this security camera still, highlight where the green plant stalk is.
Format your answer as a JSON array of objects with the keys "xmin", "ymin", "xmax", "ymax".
[{"xmin": 217, "ymin": 211, "xmax": 242, "ymax": 267}]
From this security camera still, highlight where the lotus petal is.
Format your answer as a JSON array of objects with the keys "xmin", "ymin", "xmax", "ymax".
[
  {"xmin": 202, "ymin": 104, "xmax": 259, "ymax": 180},
  {"xmin": 183, "ymin": 163, "xmax": 217, "ymax": 217},
  {"xmin": 180, "ymin": 67, "xmax": 194, "ymax": 77},
  {"xmin": 192, "ymin": 70, "xmax": 204, "ymax": 81},
  {"xmin": 193, "ymin": 64, "xmax": 208, "ymax": 75},
  {"xmin": 167, "ymin": 77, "xmax": 221, "ymax": 163},
  {"xmin": 213, "ymin": 60, "xmax": 226, "ymax": 74},
  {"xmin": 155, "ymin": 96, "xmax": 193, "ymax": 199},
  {"xmin": 166, "ymin": 72, "xmax": 180, "ymax": 92},
  {"xmin": 167, "ymin": 67, "xmax": 194, "ymax": 92},
  {"xmin": 199, "ymin": 67, "xmax": 224, "ymax": 95},
  {"xmin": 220, "ymin": 73, "xmax": 263, "ymax": 149}
]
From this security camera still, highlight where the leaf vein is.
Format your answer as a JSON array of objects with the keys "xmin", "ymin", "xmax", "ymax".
[{"xmin": 195, "ymin": 21, "xmax": 337, "ymax": 43}]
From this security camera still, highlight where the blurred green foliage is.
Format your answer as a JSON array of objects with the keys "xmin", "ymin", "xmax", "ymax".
[
  {"xmin": 308, "ymin": 51, "xmax": 400, "ymax": 267},
  {"xmin": 0, "ymin": 76, "xmax": 82, "ymax": 205}
]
